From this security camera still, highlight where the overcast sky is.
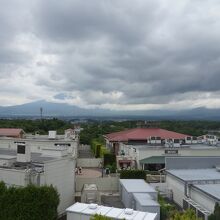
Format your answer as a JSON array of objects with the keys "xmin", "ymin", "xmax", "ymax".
[{"xmin": 1, "ymin": 0, "xmax": 220, "ymax": 110}]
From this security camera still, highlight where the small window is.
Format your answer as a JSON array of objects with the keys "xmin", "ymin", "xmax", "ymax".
[{"xmin": 17, "ymin": 145, "xmax": 25, "ymax": 154}]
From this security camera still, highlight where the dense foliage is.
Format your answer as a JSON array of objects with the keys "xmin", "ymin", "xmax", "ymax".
[
  {"xmin": 170, "ymin": 209, "xmax": 202, "ymax": 220},
  {"xmin": 103, "ymin": 153, "xmax": 116, "ymax": 173},
  {"xmin": 91, "ymin": 139, "xmax": 109, "ymax": 157},
  {"xmin": 80, "ymin": 121, "xmax": 137, "ymax": 145},
  {"xmin": 104, "ymin": 153, "xmax": 116, "ymax": 167},
  {"xmin": 120, "ymin": 170, "xmax": 146, "ymax": 179},
  {"xmin": 208, "ymin": 203, "xmax": 220, "ymax": 220},
  {"xmin": 158, "ymin": 194, "xmax": 176, "ymax": 220},
  {"xmin": 0, "ymin": 182, "xmax": 59, "ymax": 220},
  {"xmin": 0, "ymin": 118, "xmax": 71, "ymax": 134}
]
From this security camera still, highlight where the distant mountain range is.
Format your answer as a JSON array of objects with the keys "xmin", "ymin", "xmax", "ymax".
[{"xmin": 0, "ymin": 100, "xmax": 219, "ymax": 120}]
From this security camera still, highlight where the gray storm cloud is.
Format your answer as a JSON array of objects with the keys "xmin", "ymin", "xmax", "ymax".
[{"xmin": 0, "ymin": 0, "xmax": 220, "ymax": 109}]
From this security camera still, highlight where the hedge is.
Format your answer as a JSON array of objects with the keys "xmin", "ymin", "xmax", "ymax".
[
  {"xmin": 0, "ymin": 182, "xmax": 59, "ymax": 220},
  {"xmin": 120, "ymin": 170, "xmax": 146, "ymax": 179}
]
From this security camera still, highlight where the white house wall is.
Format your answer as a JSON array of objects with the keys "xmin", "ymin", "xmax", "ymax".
[
  {"xmin": 0, "ymin": 168, "xmax": 27, "ymax": 186},
  {"xmin": 190, "ymin": 187, "xmax": 216, "ymax": 213},
  {"xmin": 166, "ymin": 174, "xmax": 185, "ymax": 207},
  {"xmin": 135, "ymin": 202, "xmax": 160, "ymax": 220},
  {"xmin": 135, "ymin": 148, "xmax": 220, "ymax": 168},
  {"xmin": 43, "ymin": 158, "xmax": 76, "ymax": 214},
  {"xmin": 0, "ymin": 138, "xmax": 78, "ymax": 155}
]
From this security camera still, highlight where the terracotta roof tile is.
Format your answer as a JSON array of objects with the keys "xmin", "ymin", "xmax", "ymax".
[
  {"xmin": 0, "ymin": 128, "xmax": 24, "ymax": 137},
  {"xmin": 105, "ymin": 128, "xmax": 191, "ymax": 142}
]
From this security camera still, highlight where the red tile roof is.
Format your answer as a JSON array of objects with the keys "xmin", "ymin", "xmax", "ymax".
[
  {"xmin": 0, "ymin": 128, "xmax": 24, "ymax": 137},
  {"xmin": 105, "ymin": 128, "xmax": 191, "ymax": 142}
]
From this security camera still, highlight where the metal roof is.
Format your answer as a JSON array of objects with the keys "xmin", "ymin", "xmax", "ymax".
[
  {"xmin": 133, "ymin": 193, "xmax": 160, "ymax": 207},
  {"xmin": 66, "ymin": 202, "xmax": 157, "ymax": 220},
  {"xmin": 193, "ymin": 184, "xmax": 220, "ymax": 201},
  {"xmin": 140, "ymin": 156, "xmax": 165, "ymax": 164},
  {"xmin": 167, "ymin": 168, "xmax": 220, "ymax": 181},
  {"xmin": 120, "ymin": 179, "xmax": 156, "ymax": 193}
]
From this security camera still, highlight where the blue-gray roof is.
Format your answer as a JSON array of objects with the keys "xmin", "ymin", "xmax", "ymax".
[
  {"xmin": 167, "ymin": 168, "xmax": 220, "ymax": 181},
  {"xmin": 120, "ymin": 179, "xmax": 156, "ymax": 193},
  {"xmin": 193, "ymin": 184, "xmax": 220, "ymax": 201},
  {"xmin": 133, "ymin": 193, "xmax": 160, "ymax": 206}
]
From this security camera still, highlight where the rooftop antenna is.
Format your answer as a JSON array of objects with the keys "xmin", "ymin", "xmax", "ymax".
[{"xmin": 40, "ymin": 107, "xmax": 43, "ymax": 120}]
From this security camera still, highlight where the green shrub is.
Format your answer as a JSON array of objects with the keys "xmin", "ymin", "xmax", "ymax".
[
  {"xmin": 104, "ymin": 154, "xmax": 116, "ymax": 167},
  {"xmin": 105, "ymin": 163, "xmax": 117, "ymax": 173},
  {"xmin": 158, "ymin": 194, "xmax": 176, "ymax": 220},
  {"xmin": 120, "ymin": 170, "xmax": 146, "ymax": 179},
  {"xmin": 0, "ymin": 182, "xmax": 59, "ymax": 220}
]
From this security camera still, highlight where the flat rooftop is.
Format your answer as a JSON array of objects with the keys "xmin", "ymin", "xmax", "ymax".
[
  {"xmin": 0, "ymin": 135, "xmax": 75, "ymax": 142},
  {"xmin": 0, "ymin": 148, "xmax": 56, "ymax": 164},
  {"xmin": 133, "ymin": 193, "xmax": 160, "ymax": 207},
  {"xmin": 167, "ymin": 168, "xmax": 220, "ymax": 181},
  {"xmin": 120, "ymin": 179, "xmax": 156, "ymax": 193},
  {"xmin": 66, "ymin": 202, "xmax": 157, "ymax": 220}
]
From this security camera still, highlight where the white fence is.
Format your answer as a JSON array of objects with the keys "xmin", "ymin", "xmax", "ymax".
[
  {"xmin": 76, "ymin": 176, "xmax": 119, "ymax": 192},
  {"xmin": 76, "ymin": 158, "xmax": 103, "ymax": 168}
]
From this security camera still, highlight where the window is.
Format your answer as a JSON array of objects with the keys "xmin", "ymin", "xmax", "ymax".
[
  {"xmin": 54, "ymin": 143, "xmax": 71, "ymax": 146},
  {"xmin": 174, "ymin": 139, "xmax": 180, "ymax": 143},
  {"xmin": 17, "ymin": 145, "xmax": 25, "ymax": 154}
]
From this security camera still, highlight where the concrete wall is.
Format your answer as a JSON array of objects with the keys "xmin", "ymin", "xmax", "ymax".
[
  {"xmin": 121, "ymin": 186, "xmax": 132, "ymax": 208},
  {"xmin": 0, "ymin": 168, "xmax": 27, "ymax": 186},
  {"xmin": 76, "ymin": 158, "xmax": 102, "ymax": 168},
  {"xmin": 43, "ymin": 157, "xmax": 76, "ymax": 215},
  {"xmin": 0, "ymin": 137, "xmax": 78, "ymax": 156},
  {"xmin": 75, "ymin": 176, "xmax": 119, "ymax": 192},
  {"xmin": 166, "ymin": 174, "xmax": 185, "ymax": 207},
  {"xmin": 135, "ymin": 202, "xmax": 160, "ymax": 220},
  {"xmin": 79, "ymin": 145, "xmax": 91, "ymax": 151},
  {"xmin": 190, "ymin": 187, "xmax": 216, "ymax": 213}
]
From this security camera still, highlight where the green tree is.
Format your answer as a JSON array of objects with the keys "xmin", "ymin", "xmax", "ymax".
[
  {"xmin": 208, "ymin": 203, "xmax": 220, "ymax": 220},
  {"xmin": 0, "ymin": 182, "xmax": 59, "ymax": 220}
]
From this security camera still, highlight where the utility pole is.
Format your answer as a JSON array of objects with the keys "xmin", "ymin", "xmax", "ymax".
[{"xmin": 40, "ymin": 107, "xmax": 43, "ymax": 121}]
